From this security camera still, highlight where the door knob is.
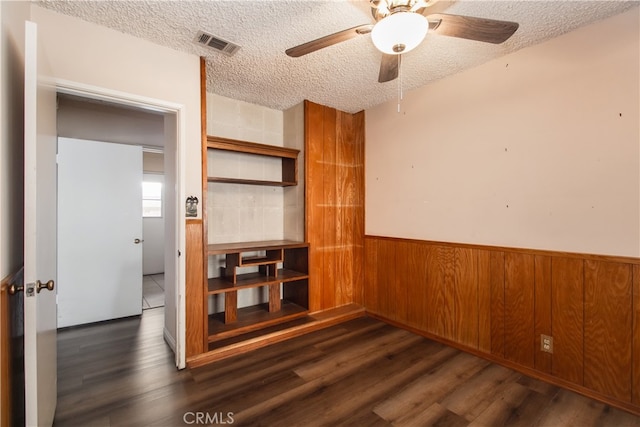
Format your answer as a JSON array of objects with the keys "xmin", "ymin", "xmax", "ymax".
[
  {"xmin": 9, "ymin": 279, "xmax": 54, "ymax": 296},
  {"xmin": 36, "ymin": 279, "xmax": 55, "ymax": 293},
  {"xmin": 8, "ymin": 283, "xmax": 23, "ymax": 295},
  {"xmin": 134, "ymin": 238, "xmax": 144, "ymax": 244}
]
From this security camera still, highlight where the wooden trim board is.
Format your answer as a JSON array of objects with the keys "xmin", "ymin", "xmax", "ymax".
[{"xmin": 186, "ymin": 304, "xmax": 365, "ymax": 367}]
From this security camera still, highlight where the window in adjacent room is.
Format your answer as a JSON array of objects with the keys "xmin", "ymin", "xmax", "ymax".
[{"xmin": 142, "ymin": 181, "xmax": 163, "ymax": 218}]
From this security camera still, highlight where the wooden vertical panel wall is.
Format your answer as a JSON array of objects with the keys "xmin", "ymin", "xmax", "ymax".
[
  {"xmin": 199, "ymin": 56, "xmax": 208, "ymax": 353},
  {"xmin": 185, "ymin": 57, "xmax": 207, "ymax": 360},
  {"xmin": 551, "ymin": 257, "xmax": 584, "ymax": 385},
  {"xmin": 185, "ymin": 219, "xmax": 204, "ymax": 357},
  {"xmin": 377, "ymin": 238, "xmax": 397, "ymax": 320},
  {"xmin": 406, "ymin": 242, "xmax": 429, "ymax": 331},
  {"xmin": 304, "ymin": 101, "xmax": 324, "ymax": 313},
  {"xmin": 304, "ymin": 100, "xmax": 364, "ymax": 314},
  {"xmin": 476, "ymin": 250, "xmax": 492, "ymax": 353},
  {"xmin": 393, "ymin": 242, "xmax": 410, "ymax": 324},
  {"xmin": 503, "ymin": 253, "xmax": 535, "ymax": 368},
  {"xmin": 489, "ymin": 251, "xmax": 505, "ymax": 358},
  {"xmin": 633, "ymin": 265, "xmax": 640, "ymax": 406},
  {"xmin": 427, "ymin": 246, "xmax": 456, "ymax": 340},
  {"xmin": 584, "ymin": 261, "xmax": 632, "ymax": 402},
  {"xmin": 321, "ymin": 106, "xmax": 337, "ymax": 310},
  {"xmin": 533, "ymin": 256, "xmax": 552, "ymax": 374},
  {"xmin": 364, "ymin": 238, "xmax": 380, "ymax": 315},
  {"xmin": 363, "ymin": 235, "xmax": 640, "ymax": 415},
  {"xmin": 351, "ymin": 111, "xmax": 365, "ymax": 306},
  {"xmin": 454, "ymin": 248, "xmax": 478, "ymax": 349}
]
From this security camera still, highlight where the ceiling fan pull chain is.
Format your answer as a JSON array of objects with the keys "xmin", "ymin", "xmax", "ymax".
[{"xmin": 397, "ymin": 54, "xmax": 403, "ymax": 113}]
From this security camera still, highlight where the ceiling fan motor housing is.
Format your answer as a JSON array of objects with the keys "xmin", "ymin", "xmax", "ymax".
[{"xmin": 370, "ymin": 0, "xmax": 437, "ymax": 21}]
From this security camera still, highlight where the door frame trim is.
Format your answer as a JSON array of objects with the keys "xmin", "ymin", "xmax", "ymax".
[{"xmin": 54, "ymin": 78, "xmax": 187, "ymax": 369}]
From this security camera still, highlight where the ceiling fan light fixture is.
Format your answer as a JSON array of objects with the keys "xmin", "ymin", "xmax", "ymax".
[{"xmin": 371, "ymin": 11, "xmax": 428, "ymax": 55}]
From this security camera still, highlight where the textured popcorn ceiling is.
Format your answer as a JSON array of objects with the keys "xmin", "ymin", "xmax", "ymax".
[{"xmin": 36, "ymin": 1, "xmax": 638, "ymax": 113}]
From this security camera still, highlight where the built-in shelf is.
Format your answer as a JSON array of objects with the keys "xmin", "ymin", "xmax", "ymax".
[
  {"xmin": 207, "ymin": 301, "xmax": 309, "ymax": 342},
  {"xmin": 207, "ymin": 177, "xmax": 297, "ymax": 187},
  {"xmin": 208, "ymin": 269, "xmax": 309, "ymax": 295},
  {"xmin": 207, "ymin": 240, "xmax": 308, "ymax": 255},
  {"xmin": 207, "ymin": 136, "xmax": 299, "ymax": 187},
  {"xmin": 205, "ymin": 240, "xmax": 309, "ymax": 344}
]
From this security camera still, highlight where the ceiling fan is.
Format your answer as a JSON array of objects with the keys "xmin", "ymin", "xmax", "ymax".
[{"xmin": 285, "ymin": 0, "xmax": 519, "ymax": 83}]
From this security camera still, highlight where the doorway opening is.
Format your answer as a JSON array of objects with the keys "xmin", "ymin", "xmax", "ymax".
[
  {"xmin": 55, "ymin": 89, "xmax": 184, "ymax": 367},
  {"xmin": 142, "ymin": 161, "xmax": 166, "ymax": 310}
]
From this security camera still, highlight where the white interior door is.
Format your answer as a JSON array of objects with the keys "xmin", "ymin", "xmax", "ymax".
[
  {"xmin": 24, "ymin": 20, "xmax": 58, "ymax": 427},
  {"xmin": 57, "ymin": 138, "xmax": 143, "ymax": 328}
]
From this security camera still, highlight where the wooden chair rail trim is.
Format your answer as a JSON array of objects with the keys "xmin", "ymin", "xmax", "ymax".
[
  {"xmin": 365, "ymin": 235, "xmax": 640, "ymax": 265},
  {"xmin": 368, "ymin": 312, "xmax": 640, "ymax": 417}
]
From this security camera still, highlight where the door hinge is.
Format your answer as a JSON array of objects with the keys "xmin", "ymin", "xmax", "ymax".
[{"xmin": 178, "ymin": 250, "xmax": 182, "ymax": 257}]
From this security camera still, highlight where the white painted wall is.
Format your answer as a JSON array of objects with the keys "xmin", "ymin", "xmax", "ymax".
[
  {"xmin": 206, "ymin": 92, "xmax": 285, "ymax": 244},
  {"xmin": 366, "ymin": 9, "xmax": 640, "ymax": 258},
  {"xmin": 57, "ymin": 96, "xmax": 165, "ymax": 148},
  {"xmin": 143, "ymin": 151, "xmax": 164, "ymax": 173},
  {"xmin": 143, "ymin": 172, "xmax": 165, "ymax": 275}
]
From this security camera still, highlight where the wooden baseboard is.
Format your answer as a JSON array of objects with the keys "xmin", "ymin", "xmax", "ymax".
[
  {"xmin": 186, "ymin": 304, "xmax": 365, "ymax": 368},
  {"xmin": 368, "ymin": 312, "xmax": 640, "ymax": 417}
]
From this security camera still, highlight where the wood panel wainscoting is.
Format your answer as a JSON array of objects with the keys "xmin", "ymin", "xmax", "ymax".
[{"xmin": 364, "ymin": 235, "xmax": 640, "ymax": 416}]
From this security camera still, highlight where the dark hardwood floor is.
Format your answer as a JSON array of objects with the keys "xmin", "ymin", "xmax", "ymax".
[{"xmin": 55, "ymin": 308, "xmax": 640, "ymax": 426}]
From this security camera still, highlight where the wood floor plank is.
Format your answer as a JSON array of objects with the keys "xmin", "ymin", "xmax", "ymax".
[
  {"xmin": 233, "ymin": 331, "xmax": 427, "ymax": 425},
  {"xmin": 534, "ymin": 390, "xmax": 608, "ymax": 426},
  {"xmin": 54, "ymin": 307, "xmax": 640, "ymax": 426},
  {"xmin": 373, "ymin": 352, "xmax": 489, "ymax": 423},
  {"xmin": 465, "ymin": 381, "xmax": 531, "ymax": 426},
  {"xmin": 294, "ymin": 327, "xmax": 414, "ymax": 380},
  {"xmin": 500, "ymin": 390, "xmax": 558, "ymax": 427},
  {"xmin": 397, "ymin": 403, "xmax": 468, "ymax": 427},
  {"xmin": 270, "ymin": 343, "xmax": 458, "ymax": 426},
  {"xmin": 439, "ymin": 363, "xmax": 522, "ymax": 421}
]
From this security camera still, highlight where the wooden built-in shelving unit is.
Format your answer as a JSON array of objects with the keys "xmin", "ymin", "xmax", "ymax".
[
  {"xmin": 187, "ymin": 88, "xmax": 367, "ymax": 367},
  {"xmin": 205, "ymin": 240, "xmax": 309, "ymax": 343},
  {"xmin": 204, "ymin": 134, "xmax": 310, "ymax": 349}
]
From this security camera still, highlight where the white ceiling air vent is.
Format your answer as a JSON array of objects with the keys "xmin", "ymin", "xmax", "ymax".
[{"xmin": 194, "ymin": 30, "xmax": 240, "ymax": 56}]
